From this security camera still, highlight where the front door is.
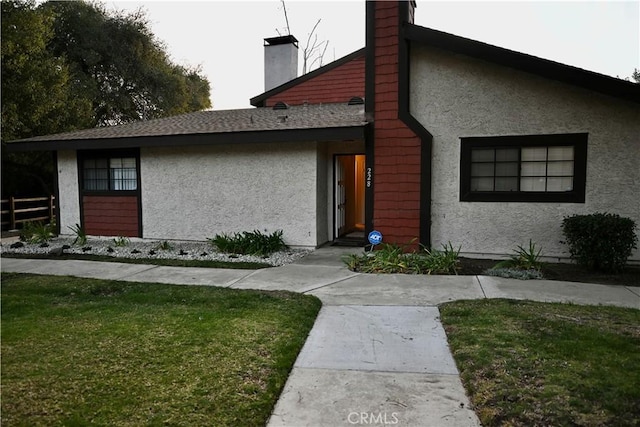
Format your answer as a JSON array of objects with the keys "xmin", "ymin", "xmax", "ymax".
[{"xmin": 334, "ymin": 154, "xmax": 365, "ymax": 240}]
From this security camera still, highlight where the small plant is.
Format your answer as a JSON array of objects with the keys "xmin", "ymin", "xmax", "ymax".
[
  {"xmin": 419, "ymin": 242, "xmax": 461, "ymax": 275},
  {"xmin": 209, "ymin": 229, "xmax": 287, "ymax": 256},
  {"xmin": 562, "ymin": 212, "xmax": 638, "ymax": 273},
  {"xmin": 68, "ymin": 223, "xmax": 87, "ymax": 246},
  {"xmin": 10, "ymin": 241, "xmax": 24, "ymax": 249},
  {"xmin": 148, "ymin": 250, "xmax": 156, "ymax": 256},
  {"xmin": 493, "ymin": 240, "xmax": 544, "ymax": 271},
  {"xmin": 21, "ymin": 220, "xmax": 56, "ymax": 244},
  {"xmin": 107, "ymin": 247, "xmax": 114, "ymax": 253},
  {"xmin": 343, "ymin": 241, "xmax": 460, "ymax": 275},
  {"xmin": 113, "ymin": 236, "xmax": 130, "ymax": 247},
  {"xmin": 154, "ymin": 241, "xmax": 173, "ymax": 251}
]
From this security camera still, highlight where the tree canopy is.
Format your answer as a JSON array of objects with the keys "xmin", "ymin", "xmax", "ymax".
[
  {"xmin": 40, "ymin": 0, "xmax": 211, "ymax": 126},
  {"xmin": 2, "ymin": 0, "xmax": 211, "ymax": 196}
]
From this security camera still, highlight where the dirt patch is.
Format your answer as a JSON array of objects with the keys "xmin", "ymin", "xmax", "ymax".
[{"xmin": 459, "ymin": 257, "xmax": 640, "ymax": 287}]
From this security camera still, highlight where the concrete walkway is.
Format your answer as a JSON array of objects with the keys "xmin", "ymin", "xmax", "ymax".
[{"xmin": 2, "ymin": 247, "xmax": 639, "ymax": 427}]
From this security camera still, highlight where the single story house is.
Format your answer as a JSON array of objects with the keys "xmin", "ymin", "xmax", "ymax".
[{"xmin": 8, "ymin": 1, "xmax": 640, "ymax": 262}]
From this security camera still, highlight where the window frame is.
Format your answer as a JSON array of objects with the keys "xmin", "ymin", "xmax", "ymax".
[
  {"xmin": 460, "ymin": 133, "xmax": 587, "ymax": 203},
  {"xmin": 78, "ymin": 149, "xmax": 141, "ymax": 195}
]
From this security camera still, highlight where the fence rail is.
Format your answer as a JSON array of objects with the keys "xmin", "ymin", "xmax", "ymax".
[{"xmin": 1, "ymin": 195, "xmax": 56, "ymax": 231}]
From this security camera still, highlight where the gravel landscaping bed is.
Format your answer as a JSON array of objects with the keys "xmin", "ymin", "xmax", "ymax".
[{"xmin": 1, "ymin": 236, "xmax": 312, "ymax": 266}]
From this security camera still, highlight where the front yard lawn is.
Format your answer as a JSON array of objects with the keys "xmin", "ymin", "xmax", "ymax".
[
  {"xmin": 1, "ymin": 273, "xmax": 321, "ymax": 426},
  {"xmin": 440, "ymin": 299, "xmax": 640, "ymax": 426}
]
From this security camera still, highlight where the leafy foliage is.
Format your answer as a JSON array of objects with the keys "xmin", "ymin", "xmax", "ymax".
[
  {"xmin": 343, "ymin": 242, "xmax": 461, "ymax": 275},
  {"xmin": 20, "ymin": 220, "xmax": 56, "ymax": 244},
  {"xmin": 113, "ymin": 236, "xmax": 130, "ymax": 247},
  {"xmin": 41, "ymin": 0, "xmax": 211, "ymax": 126},
  {"xmin": 491, "ymin": 240, "xmax": 544, "ymax": 272},
  {"xmin": 154, "ymin": 241, "xmax": 173, "ymax": 251},
  {"xmin": 1, "ymin": 0, "xmax": 92, "ymax": 196},
  {"xmin": 562, "ymin": 213, "xmax": 638, "ymax": 273},
  {"xmin": 2, "ymin": 0, "xmax": 211, "ymax": 197},
  {"xmin": 209, "ymin": 230, "xmax": 288, "ymax": 256},
  {"xmin": 68, "ymin": 223, "xmax": 87, "ymax": 246}
]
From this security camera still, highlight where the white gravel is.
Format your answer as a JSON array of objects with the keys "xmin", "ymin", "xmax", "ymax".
[{"xmin": 1, "ymin": 236, "xmax": 312, "ymax": 267}]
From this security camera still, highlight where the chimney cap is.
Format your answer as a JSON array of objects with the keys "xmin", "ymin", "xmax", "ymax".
[{"xmin": 264, "ymin": 35, "xmax": 299, "ymax": 47}]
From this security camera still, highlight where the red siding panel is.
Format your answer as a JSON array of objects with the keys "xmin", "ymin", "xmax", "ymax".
[
  {"xmin": 82, "ymin": 195, "xmax": 139, "ymax": 237},
  {"xmin": 372, "ymin": 1, "xmax": 422, "ymax": 248},
  {"xmin": 265, "ymin": 56, "xmax": 365, "ymax": 106}
]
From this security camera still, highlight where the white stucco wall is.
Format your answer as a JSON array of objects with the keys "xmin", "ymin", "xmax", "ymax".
[
  {"xmin": 316, "ymin": 143, "xmax": 329, "ymax": 245},
  {"xmin": 140, "ymin": 143, "xmax": 321, "ymax": 247},
  {"xmin": 56, "ymin": 150, "xmax": 81, "ymax": 234},
  {"xmin": 410, "ymin": 45, "xmax": 640, "ymax": 261}
]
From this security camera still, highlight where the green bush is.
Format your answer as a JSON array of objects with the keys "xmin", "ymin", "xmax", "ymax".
[
  {"xmin": 20, "ymin": 220, "xmax": 56, "ymax": 244},
  {"xmin": 154, "ymin": 241, "xmax": 173, "ymax": 251},
  {"xmin": 68, "ymin": 223, "xmax": 87, "ymax": 246},
  {"xmin": 113, "ymin": 236, "xmax": 130, "ymax": 247},
  {"xmin": 562, "ymin": 212, "xmax": 638, "ymax": 273},
  {"xmin": 343, "ymin": 241, "xmax": 460, "ymax": 275},
  {"xmin": 209, "ymin": 230, "xmax": 287, "ymax": 256},
  {"xmin": 492, "ymin": 240, "xmax": 544, "ymax": 272}
]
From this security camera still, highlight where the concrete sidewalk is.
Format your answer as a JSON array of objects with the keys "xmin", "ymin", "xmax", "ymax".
[{"xmin": 2, "ymin": 248, "xmax": 639, "ymax": 427}]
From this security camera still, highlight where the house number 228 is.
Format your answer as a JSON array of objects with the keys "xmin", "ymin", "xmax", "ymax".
[{"xmin": 366, "ymin": 167, "xmax": 372, "ymax": 188}]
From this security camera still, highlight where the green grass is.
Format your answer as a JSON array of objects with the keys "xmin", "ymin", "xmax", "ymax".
[
  {"xmin": 1, "ymin": 273, "xmax": 321, "ymax": 426},
  {"xmin": 440, "ymin": 299, "xmax": 640, "ymax": 426},
  {"xmin": 1, "ymin": 252, "xmax": 271, "ymax": 269}
]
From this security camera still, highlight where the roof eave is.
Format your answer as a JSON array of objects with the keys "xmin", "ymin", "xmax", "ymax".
[
  {"xmin": 4, "ymin": 125, "xmax": 366, "ymax": 152},
  {"xmin": 403, "ymin": 23, "xmax": 640, "ymax": 104}
]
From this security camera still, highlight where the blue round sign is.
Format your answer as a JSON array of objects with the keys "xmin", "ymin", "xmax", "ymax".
[{"xmin": 368, "ymin": 230, "xmax": 383, "ymax": 245}]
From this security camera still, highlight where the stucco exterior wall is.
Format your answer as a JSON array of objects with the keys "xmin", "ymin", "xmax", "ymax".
[
  {"xmin": 140, "ymin": 143, "xmax": 321, "ymax": 247},
  {"xmin": 410, "ymin": 45, "xmax": 640, "ymax": 261},
  {"xmin": 56, "ymin": 150, "xmax": 80, "ymax": 234},
  {"xmin": 316, "ymin": 143, "xmax": 329, "ymax": 245}
]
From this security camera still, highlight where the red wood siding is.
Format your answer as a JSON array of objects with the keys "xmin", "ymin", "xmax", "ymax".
[
  {"xmin": 83, "ymin": 195, "xmax": 139, "ymax": 237},
  {"xmin": 265, "ymin": 55, "xmax": 365, "ymax": 106},
  {"xmin": 372, "ymin": 1, "xmax": 422, "ymax": 246}
]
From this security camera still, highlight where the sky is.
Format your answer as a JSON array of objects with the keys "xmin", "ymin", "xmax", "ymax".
[{"xmin": 106, "ymin": 0, "xmax": 640, "ymax": 111}]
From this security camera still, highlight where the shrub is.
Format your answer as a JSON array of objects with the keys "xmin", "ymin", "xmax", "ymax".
[
  {"xmin": 209, "ymin": 230, "xmax": 287, "ymax": 256},
  {"xmin": 21, "ymin": 220, "xmax": 56, "ymax": 244},
  {"xmin": 68, "ymin": 223, "xmax": 87, "ymax": 246},
  {"xmin": 492, "ymin": 240, "xmax": 544, "ymax": 272},
  {"xmin": 154, "ymin": 241, "xmax": 173, "ymax": 251},
  {"xmin": 113, "ymin": 236, "xmax": 130, "ymax": 247},
  {"xmin": 562, "ymin": 213, "xmax": 638, "ymax": 273},
  {"xmin": 343, "ymin": 241, "xmax": 460, "ymax": 275}
]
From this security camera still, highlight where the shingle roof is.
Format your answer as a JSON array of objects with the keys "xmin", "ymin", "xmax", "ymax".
[{"xmin": 7, "ymin": 103, "xmax": 366, "ymax": 151}]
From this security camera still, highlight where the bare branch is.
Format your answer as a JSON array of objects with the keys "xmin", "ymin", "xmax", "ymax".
[{"xmin": 280, "ymin": 0, "xmax": 291, "ymax": 35}]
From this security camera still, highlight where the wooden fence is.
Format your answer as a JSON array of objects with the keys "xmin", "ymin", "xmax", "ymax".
[{"xmin": 1, "ymin": 195, "xmax": 56, "ymax": 231}]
